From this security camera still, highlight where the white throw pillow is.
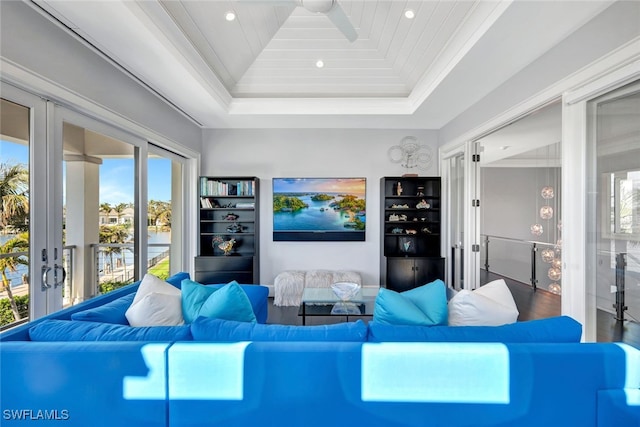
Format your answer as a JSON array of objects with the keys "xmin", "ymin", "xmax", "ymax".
[
  {"xmin": 125, "ymin": 274, "xmax": 184, "ymax": 326},
  {"xmin": 448, "ymin": 279, "xmax": 519, "ymax": 326}
]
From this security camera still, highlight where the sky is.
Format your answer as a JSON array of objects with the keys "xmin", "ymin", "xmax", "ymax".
[
  {"xmin": 273, "ymin": 177, "xmax": 366, "ymax": 197},
  {"xmin": 1, "ymin": 140, "xmax": 171, "ymax": 204}
]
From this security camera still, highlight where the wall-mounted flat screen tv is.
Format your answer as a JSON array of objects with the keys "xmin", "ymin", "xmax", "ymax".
[{"xmin": 273, "ymin": 178, "xmax": 366, "ymax": 241}]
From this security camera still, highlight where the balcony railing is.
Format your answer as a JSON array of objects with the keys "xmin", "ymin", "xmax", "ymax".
[
  {"xmin": 480, "ymin": 234, "xmax": 560, "ymax": 292},
  {"xmin": 1, "ymin": 243, "xmax": 169, "ymax": 329},
  {"xmin": 91, "ymin": 243, "xmax": 170, "ymax": 295}
]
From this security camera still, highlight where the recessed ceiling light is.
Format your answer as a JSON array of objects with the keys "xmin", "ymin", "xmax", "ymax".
[
  {"xmin": 404, "ymin": 9, "xmax": 415, "ymax": 19},
  {"xmin": 225, "ymin": 11, "xmax": 236, "ymax": 21},
  {"xmin": 316, "ymin": 60, "xmax": 324, "ymax": 68}
]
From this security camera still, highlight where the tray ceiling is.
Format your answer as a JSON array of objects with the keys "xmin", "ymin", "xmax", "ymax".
[{"xmin": 34, "ymin": 0, "xmax": 613, "ymax": 128}]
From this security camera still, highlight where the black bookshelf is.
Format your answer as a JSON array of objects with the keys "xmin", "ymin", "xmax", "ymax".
[
  {"xmin": 195, "ymin": 176, "xmax": 259, "ymax": 284},
  {"xmin": 380, "ymin": 176, "xmax": 444, "ymax": 291}
]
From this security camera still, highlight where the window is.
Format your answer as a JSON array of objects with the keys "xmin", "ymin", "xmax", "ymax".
[{"xmin": 609, "ymin": 171, "xmax": 640, "ymax": 237}]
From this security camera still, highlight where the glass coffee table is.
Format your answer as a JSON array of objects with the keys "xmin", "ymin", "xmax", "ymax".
[{"xmin": 298, "ymin": 287, "xmax": 379, "ymax": 325}]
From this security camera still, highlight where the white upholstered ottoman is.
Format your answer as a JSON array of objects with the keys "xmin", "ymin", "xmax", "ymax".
[{"xmin": 273, "ymin": 270, "xmax": 362, "ymax": 306}]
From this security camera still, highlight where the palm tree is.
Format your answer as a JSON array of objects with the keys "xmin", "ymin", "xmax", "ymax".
[
  {"xmin": 114, "ymin": 202, "xmax": 128, "ymax": 226},
  {"xmin": 0, "ymin": 162, "xmax": 29, "ymax": 232},
  {"xmin": 148, "ymin": 200, "xmax": 171, "ymax": 232},
  {"xmin": 157, "ymin": 205, "xmax": 171, "ymax": 229},
  {"xmin": 0, "ymin": 233, "xmax": 29, "ymax": 321},
  {"xmin": 99, "ymin": 202, "xmax": 112, "ymax": 226}
]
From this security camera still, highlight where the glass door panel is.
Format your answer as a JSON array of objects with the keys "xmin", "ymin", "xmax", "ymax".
[
  {"xmin": 147, "ymin": 146, "xmax": 184, "ymax": 279},
  {"xmin": 449, "ymin": 153, "xmax": 465, "ymax": 289},
  {"xmin": 1, "ymin": 86, "xmax": 51, "ymax": 325},
  {"xmin": 0, "ymin": 99, "xmax": 31, "ymax": 327},
  {"xmin": 442, "ymin": 141, "xmax": 481, "ymax": 291},
  {"xmin": 58, "ymin": 111, "xmax": 141, "ymax": 300},
  {"xmin": 589, "ymin": 81, "xmax": 640, "ymax": 330}
]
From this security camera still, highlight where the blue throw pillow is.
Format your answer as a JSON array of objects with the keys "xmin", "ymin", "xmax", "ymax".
[
  {"xmin": 165, "ymin": 271, "xmax": 190, "ymax": 289},
  {"xmin": 70, "ymin": 293, "xmax": 135, "ymax": 325},
  {"xmin": 373, "ymin": 279, "xmax": 448, "ymax": 326},
  {"xmin": 191, "ymin": 317, "xmax": 368, "ymax": 342},
  {"xmin": 367, "ymin": 316, "xmax": 582, "ymax": 343},
  {"xmin": 207, "ymin": 283, "xmax": 270, "ymax": 324},
  {"xmin": 181, "ymin": 279, "xmax": 257, "ymax": 324},
  {"xmin": 29, "ymin": 319, "xmax": 192, "ymax": 342}
]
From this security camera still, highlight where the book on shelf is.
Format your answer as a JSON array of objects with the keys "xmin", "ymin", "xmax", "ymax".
[{"xmin": 200, "ymin": 177, "xmax": 255, "ymax": 196}]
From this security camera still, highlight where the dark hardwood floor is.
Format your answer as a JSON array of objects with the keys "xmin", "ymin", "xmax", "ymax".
[
  {"xmin": 480, "ymin": 270, "xmax": 561, "ymax": 321},
  {"xmin": 481, "ymin": 271, "xmax": 640, "ymax": 349},
  {"xmin": 267, "ymin": 271, "xmax": 640, "ymax": 349}
]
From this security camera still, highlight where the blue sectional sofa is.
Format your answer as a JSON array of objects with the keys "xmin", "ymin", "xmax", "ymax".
[{"xmin": 1, "ymin": 273, "xmax": 639, "ymax": 427}]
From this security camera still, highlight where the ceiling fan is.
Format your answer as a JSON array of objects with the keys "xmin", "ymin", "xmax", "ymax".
[
  {"xmin": 297, "ymin": 0, "xmax": 357, "ymax": 42},
  {"xmin": 240, "ymin": 0, "xmax": 358, "ymax": 42}
]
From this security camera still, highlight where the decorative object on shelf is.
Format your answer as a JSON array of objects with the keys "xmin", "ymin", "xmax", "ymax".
[
  {"xmin": 389, "ymin": 213, "xmax": 408, "ymax": 221},
  {"xmin": 416, "ymin": 199, "xmax": 430, "ymax": 209},
  {"xmin": 391, "ymin": 203, "xmax": 409, "ymax": 209},
  {"xmin": 330, "ymin": 282, "xmax": 362, "ymax": 315},
  {"xmin": 387, "ymin": 136, "xmax": 434, "ymax": 172},
  {"xmin": 405, "ymin": 229, "xmax": 417, "ymax": 235},
  {"xmin": 399, "ymin": 236, "xmax": 416, "ymax": 254},
  {"xmin": 421, "ymin": 226, "xmax": 432, "ymax": 234},
  {"xmin": 396, "ymin": 181, "xmax": 403, "ymax": 195},
  {"xmin": 222, "ymin": 212, "xmax": 239, "ymax": 221},
  {"xmin": 416, "ymin": 185, "xmax": 425, "ymax": 196},
  {"xmin": 226, "ymin": 222, "xmax": 244, "ymax": 233},
  {"xmin": 212, "ymin": 235, "xmax": 236, "ymax": 256},
  {"xmin": 391, "ymin": 227, "xmax": 404, "ymax": 234}
]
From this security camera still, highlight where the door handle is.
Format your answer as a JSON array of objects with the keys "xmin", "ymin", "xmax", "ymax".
[
  {"xmin": 41, "ymin": 265, "xmax": 52, "ymax": 291},
  {"xmin": 53, "ymin": 264, "xmax": 67, "ymax": 289}
]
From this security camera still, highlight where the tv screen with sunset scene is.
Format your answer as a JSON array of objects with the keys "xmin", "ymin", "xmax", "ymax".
[{"xmin": 273, "ymin": 178, "xmax": 366, "ymax": 241}]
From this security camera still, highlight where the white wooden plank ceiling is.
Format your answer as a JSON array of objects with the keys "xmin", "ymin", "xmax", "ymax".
[{"xmin": 33, "ymin": 0, "xmax": 614, "ymax": 128}]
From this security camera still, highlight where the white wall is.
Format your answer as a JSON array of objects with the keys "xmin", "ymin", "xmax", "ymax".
[{"xmin": 202, "ymin": 128, "xmax": 439, "ymax": 287}]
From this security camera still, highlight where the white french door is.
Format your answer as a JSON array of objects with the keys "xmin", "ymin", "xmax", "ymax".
[
  {"xmin": 2, "ymin": 83, "xmax": 151, "ymax": 323},
  {"xmin": 1, "ymin": 83, "xmax": 62, "ymax": 320},
  {"xmin": 441, "ymin": 141, "xmax": 481, "ymax": 290}
]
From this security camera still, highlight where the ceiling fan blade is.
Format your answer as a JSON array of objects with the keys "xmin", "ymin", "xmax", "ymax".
[{"xmin": 325, "ymin": 2, "xmax": 357, "ymax": 42}]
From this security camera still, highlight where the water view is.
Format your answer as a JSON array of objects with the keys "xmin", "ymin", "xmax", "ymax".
[
  {"xmin": 273, "ymin": 178, "xmax": 366, "ymax": 232},
  {"xmin": 273, "ymin": 193, "xmax": 366, "ymax": 231},
  {"xmin": 0, "ymin": 231, "xmax": 171, "ymax": 289}
]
